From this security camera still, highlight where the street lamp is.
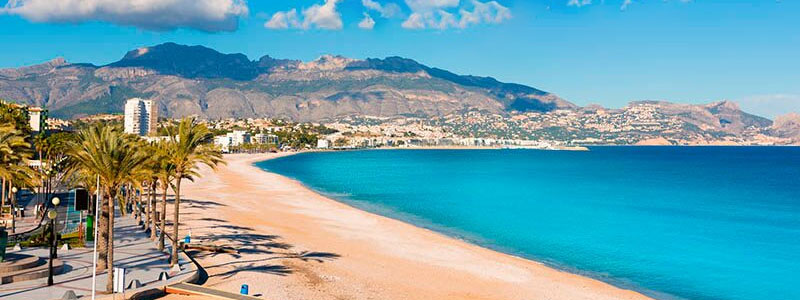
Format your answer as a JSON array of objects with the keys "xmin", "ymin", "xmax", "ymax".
[{"xmin": 47, "ymin": 197, "xmax": 59, "ymax": 286}]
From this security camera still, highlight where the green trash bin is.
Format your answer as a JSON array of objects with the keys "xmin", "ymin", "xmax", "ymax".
[
  {"xmin": 86, "ymin": 215, "xmax": 94, "ymax": 242},
  {"xmin": 0, "ymin": 228, "xmax": 8, "ymax": 262}
]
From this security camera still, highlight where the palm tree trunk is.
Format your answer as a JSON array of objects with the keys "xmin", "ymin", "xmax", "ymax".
[
  {"xmin": 138, "ymin": 186, "xmax": 144, "ymax": 222},
  {"xmin": 118, "ymin": 186, "xmax": 126, "ymax": 217},
  {"xmin": 97, "ymin": 188, "xmax": 109, "ymax": 271},
  {"xmin": 10, "ymin": 188, "xmax": 16, "ymax": 234},
  {"xmin": 170, "ymin": 175, "xmax": 182, "ymax": 266},
  {"xmin": 158, "ymin": 184, "xmax": 168, "ymax": 251},
  {"xmin": 1, "ymin": 177, "xmax": 6, "ymax": 210},
  {"xmin": 106, "ymin": 189, "xmax": 116, "ymax": 292},
  {"xmin": 144, "ymin": 183, "xmax": 150, "ymax": 233},
  {"xmin": 150, "ymin": 182, "xmax": 157, "ymax": 240}
]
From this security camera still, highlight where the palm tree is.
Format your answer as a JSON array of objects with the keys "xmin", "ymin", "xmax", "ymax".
[
  {"xmin": 0, "ymin": 125, "xmax": 32, "ymax": 212},
  {"xmin": 7, "ymin": 165, "xmax": 35, "ymax": 233},
  {"xmin": 129, "ymin": 146, "xmax": 160, "ymax": 236},
  {"xmin": 36, "ymin": 132, "xmax": 75, "ymax": 211},
  {"xmin": 166, "ymin": 118, "xmax": 223, "ymax": 265},
  {"xmin": 66, "ymin": 125, "xmax": 148, "ymax": 292},
  {"xmin": 142, "ymin": 141, "xmax": 164, "ymax": 241},
  {"xmin": 136, "ymin": 150, "xmax": 156, "ymax": 237},
  {"xmin": 154, "ymin": 140, "xmax": 176, "ymax": 251}
]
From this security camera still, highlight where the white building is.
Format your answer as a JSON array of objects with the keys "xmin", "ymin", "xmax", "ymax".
[
  {"xmin": 124, "ymin": 98, "xmax": 158, "ymax": 136},
  {"xmin": 214, "ymin": 136, "xmax": 233, "ymax": 153},
  {"xmin": 253, "ymin": 133, "xmax": 279, "ymax": 145},
  {"xmin": 317, "ymin": 139, "xmax": 330, "ymax": 149},
  {"xmin": 228, "ymin": 130, "xmax": 251, "ymax": 146},
  {"xmin": 27, "ymin": 107, "xmax": 44, "ymax": 132}
]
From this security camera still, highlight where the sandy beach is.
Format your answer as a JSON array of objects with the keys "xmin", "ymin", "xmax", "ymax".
[{"xmin": 163, "ymin": 152, "xmax": 653, "ymax": 300}]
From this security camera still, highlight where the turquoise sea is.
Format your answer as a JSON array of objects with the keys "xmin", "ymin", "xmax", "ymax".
[{"xmin": 256, "ymin": 147, "xmax": 800, "ymax": 300}]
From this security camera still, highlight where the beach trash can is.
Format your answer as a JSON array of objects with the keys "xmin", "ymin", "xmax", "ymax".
[
  {"xmin": 240, "ymin": 284, "xmax": 249, "ymax": 295},
  {"xmin": 0, "ymin": 228, "xmax": 7, "ymax": 262},
  {"xmin": 86, "ymin": 215, "xmax": 94, "ymax": 241}
]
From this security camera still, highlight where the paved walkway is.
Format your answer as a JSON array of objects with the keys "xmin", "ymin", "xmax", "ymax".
[{"xmin": 0, "ymin": 213, "xmax": 196, "ymax": 300}]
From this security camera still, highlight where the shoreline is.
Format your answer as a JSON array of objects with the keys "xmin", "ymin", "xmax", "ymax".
[
  {"xmin": 257, "ymin": 152, "xmax": 663, "ymax": 298},
  {"xmin": 167, "ymin": 152, "xmax": 654, "ymax": 300}
]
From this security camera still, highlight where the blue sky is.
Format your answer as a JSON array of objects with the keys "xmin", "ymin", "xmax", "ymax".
[{"xmin": 1, "ymin": 0, "xmax": 798, "ymax": 116}]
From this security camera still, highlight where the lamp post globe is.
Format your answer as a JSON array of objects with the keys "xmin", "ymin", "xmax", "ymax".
[
  {"xmin": 52, "ymin": 197, "xmax": 60, "ymax": 206},
  {"xmin": 11, "ymin": 187, "xmax": 17, "ymax": 193},
  {"xmin": 48, "ymin": 209, "xmax": 58, "ymax": 220}
]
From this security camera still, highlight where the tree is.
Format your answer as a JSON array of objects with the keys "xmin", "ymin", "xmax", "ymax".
[
  {"xmin": 0, "ymin": 125, "xmax": 34, "ymax": 221},
  {"xmin": 165, "ymin": 118, "xmax": 223, "ymax": 265},
  {"xmin": 66, "ymin": 125, "xmax": 148, "ymax": 292},
  {"xmin": 153, "ymin": 140, "xmax": 176, "ymax": 251},
  {"xmin": 0, "ymin": 101, "xmax": 32, "ymax": 137},
  {"xmin": 140, "ymin": 141, "xmax": 165, "ymax": 242}
]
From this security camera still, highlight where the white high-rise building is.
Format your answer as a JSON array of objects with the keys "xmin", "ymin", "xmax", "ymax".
[
  {"xmin": 124, "ymin": 98, "xmax": 158, "ymax": 136},
  {"xmin": 28, "ymin": 107, "xmax": 44, "ymax": 132}
]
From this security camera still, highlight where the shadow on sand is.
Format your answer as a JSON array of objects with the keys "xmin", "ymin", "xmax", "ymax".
[{"xmin": 179, "ymin": 198, "xmax": 340, "ymax": 281}]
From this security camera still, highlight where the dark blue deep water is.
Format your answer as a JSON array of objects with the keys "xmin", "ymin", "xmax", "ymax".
[{"xmin": 256, "ymin": 147, "xmax": 800, "ymax": 300}]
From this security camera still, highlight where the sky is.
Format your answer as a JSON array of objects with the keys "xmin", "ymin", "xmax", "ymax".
[{"xmin": 1, "ymin": 0, "xmax": 798, "ymax": 117}]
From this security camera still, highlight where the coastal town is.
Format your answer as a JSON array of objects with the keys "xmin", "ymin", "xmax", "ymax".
[{"xmin": 34, "ymin": 98, "xmax": 800, "ymax": 155}]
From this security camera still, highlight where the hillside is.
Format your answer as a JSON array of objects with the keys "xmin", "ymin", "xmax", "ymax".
[
  {"xmin": 770, "ymin": 113, "xmax": 800, "ymax": 142},
  {"xmin": 0, "ymin": 43, "xmax": 573, "ymax": 121}
]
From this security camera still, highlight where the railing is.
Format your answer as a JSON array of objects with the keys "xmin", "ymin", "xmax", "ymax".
[{"xmin": 6, "ymin": 190, "xmax": 81, "ymax": 246}]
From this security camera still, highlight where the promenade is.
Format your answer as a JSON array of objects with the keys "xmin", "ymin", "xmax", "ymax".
[{"xmin": 0, "ymin": 213, "xmax": 197, "ymax": 300}]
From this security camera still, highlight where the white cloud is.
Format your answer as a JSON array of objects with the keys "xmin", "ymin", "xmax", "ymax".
[
  {"xmin": 404, "ymin": 0, "xmax": 460, "ymax": 12},
  {"xmin": 358, "ymin": 13, "xmax": 376, "ymax": 29},
  {"xmin": 459, "ymin": 0, "xmax": 511, "ymax": 27},
  {"xmin": 303, "ymin": 0, "xmax": 343, "ymax": 29},
  {"xmin": 362, "ymin": 0, "xmax": 402, "ymax": 18},
  {"xmin": 402, "ymin": 0, "xmax": 511, "ymax": 30},
  {"xmin": 567, "ymin": 0, "xmax": 592, "ymax": 7},
  {"xmin": 265, "ymin": 9, "xmax": 299, "ymax": 29},
  {"xmin": 402, "ymin": 11, "xmax": 458, "ymax": 29},
  {"xmin": 401, "ymin": 12, "xmax": 426, "ymax": 29},
  {"xmin": 1, "ymin": 0, "xmax": 248, "ymax": 32},
  {"xmin": 264, "ymin": 0, "xmax": 343, "ymax": 30}
]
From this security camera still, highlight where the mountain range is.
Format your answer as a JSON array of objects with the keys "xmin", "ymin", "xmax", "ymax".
[
  {"xmin": 0, "ymin": 42, "xmax": 797, "ymax": 143},
  {"xmin": 0, "ymin": 42, "xmax": 572, "ymax": 121}
]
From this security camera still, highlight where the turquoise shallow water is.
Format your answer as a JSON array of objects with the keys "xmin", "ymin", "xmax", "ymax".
[{"xmin": 256, "ymin": 147, "xmax": 800, "ymax": 300}]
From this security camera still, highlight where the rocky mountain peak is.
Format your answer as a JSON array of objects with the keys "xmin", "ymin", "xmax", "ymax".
[
  {"xmin": 48, "ymin": 57, "xmax": 68, "ymax": 66},
  {"xmin": 773, "ymin": 113, "xmax": 800, "ymax": 128},
  {"xmin": 299, "ymin": 55, "xmax": 359, "ymax": 71},
  {"xmin": 109, "ymin": 42, "xmax": 259, "ymax": 80},
  {"xmin": 0, "ymin": 57, "xmax": 69, "ymax": 78},
  {"xmin": 770, "ymin": 113, "xmax": 800, "ymax": 141},
  {"xmin": 706, "ymin": 100, "xmax": 740, "ymax": 111},
  {"xmin": 257, "ymin": 55, "xmax": 300, "ymax": 70}
]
